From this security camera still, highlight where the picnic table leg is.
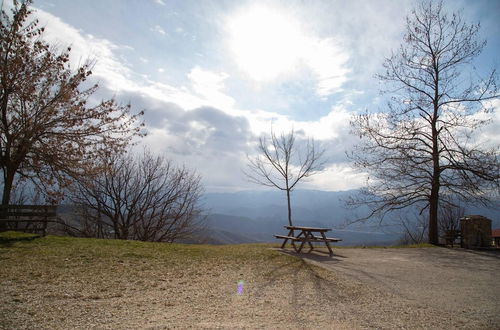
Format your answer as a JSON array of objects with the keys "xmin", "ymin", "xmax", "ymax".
[
  {"xmin": 297, "ymin": 231, "xmax": 311, "ymax": 253},
  {"xmin": 305, "ymin": 231, "xmax": 314, "ymax": 253},
  {"xmin": 291, "ymin": 230, "xmax": 305, "ymax": 252},
  {"xmin": 281, "ymin": 229, "xmax": 295, "ymax": 249},
  {"xmin": 320, "ymin": 232, "xmax": 334, "ymax": 256}
]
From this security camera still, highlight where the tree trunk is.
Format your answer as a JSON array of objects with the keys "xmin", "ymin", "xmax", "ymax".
[
  {"xmin": 428, "ymin": 185, "xmax": 439, "ymax": 245},
  {"xmin": 1, "ymin": 169, "xmax": 14, "ymax": 206},
  {"xmin": 429, "ymin": 101, "xmax": 440, "ymax": 245},
  {"xmin": 0, "ymin": 169, "xmax": 15, "ymax": 231},
  {"xmin": 286, "ymin": 188, "xmax": 293, "ymax": 227}
]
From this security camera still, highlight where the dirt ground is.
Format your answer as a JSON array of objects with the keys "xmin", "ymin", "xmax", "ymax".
[{"xmin": 290, "ymin": 246, "xmax": 500, "ymax": 328}]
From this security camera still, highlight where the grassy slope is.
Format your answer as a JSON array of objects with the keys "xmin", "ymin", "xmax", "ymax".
[{"xmin": 1, "ymin": 232, "xmax": 362, "ymax": 329}]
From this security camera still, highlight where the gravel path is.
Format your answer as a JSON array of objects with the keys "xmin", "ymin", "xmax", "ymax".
[{"xmin": 291, "ymin": 247, "xmax": 500, "ymax": 328}]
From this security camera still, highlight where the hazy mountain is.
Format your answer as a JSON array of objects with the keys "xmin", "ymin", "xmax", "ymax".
[
  {"xmin": 203, "ymin": 189, "xmax": 358, "ymax": 226},
  {"xmin": 201, "ymin": 189, "xmax": 500, "ymax": 246},
  {"xmin": 201, "ymin": 190, "xmax": 397, "ymax": 245}
]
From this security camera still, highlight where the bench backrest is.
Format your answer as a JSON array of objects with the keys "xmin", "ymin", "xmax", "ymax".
[{"xmin": 0, "ymin": 205, "xmax": 57, "ymax": 220}]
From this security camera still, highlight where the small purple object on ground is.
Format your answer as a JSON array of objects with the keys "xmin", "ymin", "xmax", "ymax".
[{"xmin": 237, "ymin": 280, "xmax": 244, "ymax": 295}]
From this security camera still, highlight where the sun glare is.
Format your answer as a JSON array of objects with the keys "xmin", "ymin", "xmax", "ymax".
[{"xmin": 227, "ymin": 6, "xmax": 306, "ymax": 82}]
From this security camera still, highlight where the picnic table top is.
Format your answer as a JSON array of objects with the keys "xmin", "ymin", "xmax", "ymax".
[{"xmin": 284, "ymin": 225, "xmax": 331, "ymax": 232}]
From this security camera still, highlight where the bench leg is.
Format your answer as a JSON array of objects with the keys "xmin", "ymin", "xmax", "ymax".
[{"xmin": 42, "ymin": 220, "xmax": 47, "ymax": 237}]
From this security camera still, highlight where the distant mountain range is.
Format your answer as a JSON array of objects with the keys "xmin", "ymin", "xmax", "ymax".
[
  {"xmin": 199, "ymin": 189, "xmax": 500, "ymax": 246},
  {"xmin": 56, "ymin": 189, "xmax": 499, "ymax": 246}
]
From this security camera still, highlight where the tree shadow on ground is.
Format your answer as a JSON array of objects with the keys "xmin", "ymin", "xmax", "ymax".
[
  {"xmin": 450, "ymin": 247, "xmax": 500, "ymax": 260},
  {"xmin": 272, "ymin": 247, "xmax": 347, "ymax": 263},
  {"xmin": 254, "ymin": 249, "xmax": 358, "ymax": 326}
]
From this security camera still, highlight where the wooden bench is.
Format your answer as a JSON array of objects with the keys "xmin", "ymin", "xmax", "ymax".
[{"xmin": 0, "ymin": 205, "xmax": 57, "ymax": 236}]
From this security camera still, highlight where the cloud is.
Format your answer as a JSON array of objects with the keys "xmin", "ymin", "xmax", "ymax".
[
  {"xmin": 34, "ymin": 7, "xmax": 137, "ymax": 92},
  {"xmin": 150, "ymin": 25, "xmax": 166, "ymax": 36},
  {"xmin": 303, "ymin": 164, "xmax": 368, "ymax": 192},
  {"xmin": 304, "ymin": 38, "xmax": 350, "ymax": 97},
  {"xmin": 115, "ymin": 83, "xmax": 359, "ymax": 191},
  {"xmin": 32, "ymin": 12, "xmax": 230, "ymax": 114},
  {"xmin": 154, "ymin": 0, "xmax": 166, "ymax": 6},
  {"xmin": 124, "ymin": 92, "xmax": 251, "ymax": 157},
  {"xmin": 187, "ymin": 67, "xmax": 235, "ymax": 110},
  {"xmin": 140, "ymin": 104, "xmax": 254, "ymax": 192}
]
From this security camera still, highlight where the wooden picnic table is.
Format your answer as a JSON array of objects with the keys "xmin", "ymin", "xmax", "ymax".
[{"xmin": 274, "ymin": 225, "xmax": 342, "ymax": 257}]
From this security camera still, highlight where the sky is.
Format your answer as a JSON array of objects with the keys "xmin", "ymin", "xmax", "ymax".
[{"xmin": 13, "ymin": 0, "xmax": 500, "ymax": 192}]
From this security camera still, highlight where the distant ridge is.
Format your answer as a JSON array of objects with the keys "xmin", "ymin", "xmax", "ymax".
[{"xmin": 200, "ymin": 189, "xmax": 500, "ymax": 245}]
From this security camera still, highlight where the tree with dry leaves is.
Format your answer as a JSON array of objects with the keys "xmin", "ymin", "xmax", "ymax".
[
  {"xmin": 0, "ymin": 1, "xmax": 144, "ymax": 211},
  {"xmin": 349, "ymin": 0, "xmax": 499, "ymax": 244},
  {"xmin": 245, "ymin": 129, "xmax": 325, "ymax": 227}
]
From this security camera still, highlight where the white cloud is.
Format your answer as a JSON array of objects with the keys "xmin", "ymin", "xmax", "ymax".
[
  {"xmin": 463, "ymin": 99, "xmax": 500, "ymax": 148},
  {"xmin": 154, "ymin": 0, "xmax": 166, "ymax": 6},
  {"xmin": 304, "ymin": 38, "xmax": 350, "ymax": 97},
  {"xmin": 241, "ymin": 105, "xmax": 351, "ymax": 142},
  {"xmin": 151, "ymin": 25, "xmax": 166, "ymax": 36},
  {"xmin": 158, "ymin": 68, "xmax": 165, "ymax": 73},
  {"xmin": 303, "ymin": 164, "xmax": 368, "ymax": 191},
  {"xmin": 34, "ymin": 8, "xmax": 136, "ymax": 92},
  {"xmin": 188, "ymin": 66, "xmax": 235, "ymax": 110}
]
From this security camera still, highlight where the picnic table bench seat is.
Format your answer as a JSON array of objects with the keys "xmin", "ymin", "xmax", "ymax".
[
  {"xmin": 273, "ymin": 234, "xmax": 297, "ymax": 240},
  {"xmin": 308, "ymin": 236, "xmax": 342, "ymax": 242},
  {"xmin": 274, "ymin": 234, "xmax": 342, "ymax": 242}
]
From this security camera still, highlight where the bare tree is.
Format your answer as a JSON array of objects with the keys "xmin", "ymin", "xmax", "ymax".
[
  {"xmin": 245, "ymin": 129, "xmax": 325, "ymax": 226},
  {"xmin": 0, "ymin": 1, "xmax": 144, "ymax": 210},
  {"xmin": 399, "ymin": 213, "xmax": 429, "ymax": 245},
  {"xmin": 349, "ymin": 0, "xmax": 499, "ymax": 244},
  {"xmin": 438, "ymin": 202, "xmax": 465, "ymax": 243},
  {"xmin": 66, "ymin": 150, "xmax": 205, "ymax": 243}
]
